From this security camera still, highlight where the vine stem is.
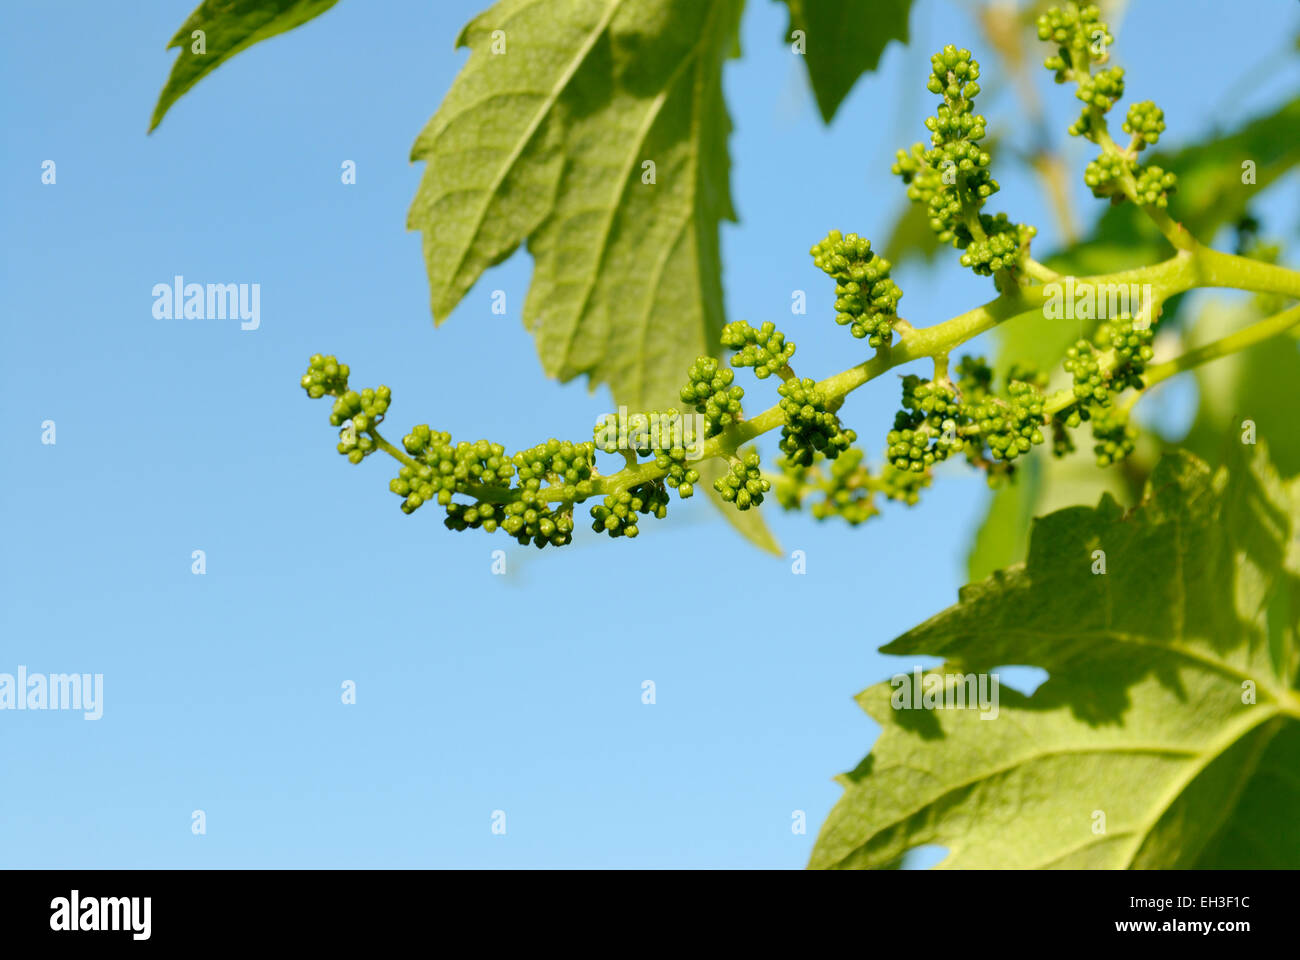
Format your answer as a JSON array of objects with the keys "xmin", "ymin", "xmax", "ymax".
[
  {"xmin": 371, "ymin": 432, "xmax": 416, "ymax": 469},
  {"xmin": 1143, "ymin": 302, "xmax": 1300, "ymax": 387},
  {"xmin": 366, "ymin": 245, "xmax": 1300, "ymax": 506},
  {"xmin": 1022, "ymin": 257, "xmax": 1061, "ymax": 282},
  {"xmin": 1113, "ymin": 301, "xmax": 1300, "ymax": 416}
]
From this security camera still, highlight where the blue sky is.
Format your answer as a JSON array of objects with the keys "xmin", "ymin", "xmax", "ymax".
[{"xmin": 2, "ymin": 0, "xmax": 1297, "ymax": 868}]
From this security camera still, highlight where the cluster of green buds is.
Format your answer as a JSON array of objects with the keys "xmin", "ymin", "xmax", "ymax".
[
  {"xmin": 967, "ymin": 377, "xmax": 1047, "ymax": 465},
  {"xmin": 589, "ymin": 483, "xmax": 669, "ymax": 539},
  {"xmin": 1058, "ymin": 313, "xmax": 1156, "ymax": 465},
  {"xmin": 301, "ymin": 355, "xmax": 392, "ymax": 464},
  {"xmin": 886, "ymin": 376, "xmax": 965, "ymax": 474},
  {"xmin": 801, "ymin": 448, "xmax": 879, "ymax": 525},
  {"xmin": 773, "ymin": 447, "xmax": 930, "ymax": 526},
  {"xmin": 877, "ymin": 357, "xmax": 1056, "ymax": 488},
  {"xmin": 1123, "ymin": 101, "xmax": 1166, "ymax": 147},
  {"xmin": 1089, "ymin": 406, "xmax": 1139, "ymax": 466},
  {"xmin": 1038, "ymin": 2, "xmax": 1177, "ymax": 209},
  {"xmin": 714, "ymin": 452, "xmax": 769, "ymax": 511},
  {"xmin": 892, "ymin": 46, "xmax": 1037, "ymax": 282},
  {"xmin": 303, "ymin": 352, "xmax": 697, "ymax": 548},
  {"xmin": 1037, "ymin": 2, "xmax": 1113, "ymax": 82},
  {"xmin": 589, "ymin": 406, "xmax": 705, "ymax": 500},
  {"xmin": 777, "ymin": 378, "xmax": 855, "ymax": 467},
  {"xmin": 680, "ymin": 357, "xmax": 745, "ymax": 437},
  {"xmin": 809, "ymin": 230, "xmax": 903, "ymax": 346},
  {"xmin": 302, "ymin": 329, "xmax": 801, "ymax": 546},
  {"xmin": 721, "ymin": 320, "xmax": 796, "ymax": 379}
]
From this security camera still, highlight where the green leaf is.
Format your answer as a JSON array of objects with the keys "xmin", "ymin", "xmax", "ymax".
[
  {"xmin": 965, "ymin": 444, "xmax": 1134, "ymax": 582},
  {"xmin": 408, "ymin": 0, "xmax": 744, "ymax": 411},
  {"xmin": 149, "ymin": 0, "xmax": 340, "ymax": 133},
  {"xmin": 775, "ymin": 0, "xmax": 912, "ymax": 124},
  {"xmin": 813, "ymin": 446, "xmax": 1300, "ymax": 868}
]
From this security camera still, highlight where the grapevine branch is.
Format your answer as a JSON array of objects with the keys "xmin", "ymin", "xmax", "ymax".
[
  {"xmin": 362, "ymin": 245, "xmax": 1298, "ymax": 505},
  {"xmin": 301, "ymin": 3, "xmax": 1300, "ymax": 547}
]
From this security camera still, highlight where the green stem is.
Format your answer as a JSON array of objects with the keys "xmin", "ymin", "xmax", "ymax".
[
  {"xmin": 371, "ymin": 431, "xmax": 418, "ymax": 469},
  {"xmin": 1142, "ymin": 302, "xmax": 1300, "ymax": 391},
  {"xmin": 1023, "ymin": 257, "xmax": 1061, "ymax": 282},
  {"xmin": 1066, "ymin": 44, "xmax": 1197, "ymax": 255},
  {"xmin": 933, "ymin": 352, "xmax": 951, "ymax": 385},
  {"xmin": 1058, "ymin": 302, "xmax": 1300, "ymax": 420},
  {"xmin": 1194, "ymin": 247, "xmax": 1300, "ymax": 299},
  {"xmin": 367, "ymin": 249, "xmax": 1300, "ymax": 506}
]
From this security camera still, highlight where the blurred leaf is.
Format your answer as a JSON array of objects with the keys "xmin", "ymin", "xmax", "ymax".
[
  {"xmin": 150, "ymin": 0, "xmax": 340, "ymax": 132},
  {"xmin": 775, "ymin": 0, "xmax": 912, "ymax": 124},
  {"xmin": 408, "ymin": 0, "xmax": 743, "ymax": 411},
  {"xmin": 1181, "ymin": 297, "xmax": 1300, "ymax": 478},
  {"xmin": 814, "ymin": 447, "xmax": 1300, "ymax": 869},
  {"xmin": 884, "ymin": 199, "xmax": 942, "ymax": 266}
]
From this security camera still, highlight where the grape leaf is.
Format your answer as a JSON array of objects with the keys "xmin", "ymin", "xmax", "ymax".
[
  {"xmin": 407, "ymin": 0, "xmax": 743, "ymax": 413},
  {"xmin": 966, "ymin": 442, "xmax": 1134, "ymax": 582},
  {"xmin": 812, "ymin": 446, "xmax": 1300, "ymax": 868},
  {"xmin": 774, "ymin": 0, "xmax": 913, "ymax": 123},
  {"xmin": 149, "ymin": 0, "xmax": 340, "ymax": 132}
]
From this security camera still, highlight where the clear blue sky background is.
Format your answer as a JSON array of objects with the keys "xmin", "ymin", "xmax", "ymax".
[{"xmin": 2, "ymin": 0, "xmax": 1297, "ymax": 868}]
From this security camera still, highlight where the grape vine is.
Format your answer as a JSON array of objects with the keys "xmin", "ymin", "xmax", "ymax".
[{"xmin": 302, "ymin": 2, "xmax": 1300, "ymax": 550}]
